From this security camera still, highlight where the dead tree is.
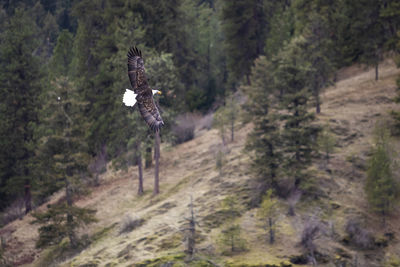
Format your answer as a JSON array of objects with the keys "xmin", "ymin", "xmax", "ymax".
[
  {"xmin": 300, "ymin": 216, "xmax": 324, "ymax": 266},
  {"xmin": 183, "ymin": 196, "xmax": 199, "ymax": 260}
]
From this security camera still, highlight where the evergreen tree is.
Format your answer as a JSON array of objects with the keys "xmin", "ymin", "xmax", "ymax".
[
  {"xmin": 49, "ymin": 29, "xmax": 74, "ymax": 78},
  {"xmin": 302, "ymin": 13, "xmax": 333, "ymax": 113},
  {"xmin": 317, "ymin": 124, "xmax": 336, "ymax": 165},
  {"xmin": 213, "ymin": 106, "xmax": 229, "ymax": 146},
  {"xmin": 257, "ymin": 189, "xmax": 278, "ymax": 244},
  {"xmin": 365, "ymin": 127, "xmax": 399, "ymax": 224},
  {"xmin": 264, "ymin": 3, "xmax": 294, "ymax": 58},
  {"xmin": 244, "ymin": 56, "xmax": 282, "ymax": 198},
  {"xmin": 0, "ymin": 8, "xmax": 42, "ymax": 212},
  {"xmin": 181, "ymin": 0, "xmax": 227, "ymax": 110},
  {"xmin": 277, "ymin": 38, "xmax": 319, "ymax": 193},
  {"xmin": 219, "ymin": 0, "xmax": 268, "ymax": 86},
  {"xmin": 33, "ymin": 76, "xmax": 96, "ymax": 248}
]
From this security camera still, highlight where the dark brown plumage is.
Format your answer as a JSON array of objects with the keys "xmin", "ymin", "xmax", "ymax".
[{"xmin": 127, "ymin": 46, "xmax": 164, "ymax": 132}]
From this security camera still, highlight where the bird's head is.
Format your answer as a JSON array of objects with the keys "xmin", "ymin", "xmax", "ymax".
[{"xmin": 152, "ymin": 89, "xmax": 162, "ymax": 95}]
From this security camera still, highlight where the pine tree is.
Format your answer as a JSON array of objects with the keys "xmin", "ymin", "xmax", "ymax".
[
  {"xmin": 365, "ymin": 127, "xmax": 399, "ymax": 224},
  {"xmin": 0, "ymin": 8, "xmax": 43, "ymax": 212},
  {"xmin": 257, "ymin": 189, "xmax": 278, "ymax": 244},
  {"xmin": 49, "ymin": 29, "xmax": 74, "ymax": 78},
  {"xmin": 218, "ymin": 224, "xmax": 246, "ymax": 254},
  {"xmin": 219, "ymin": 0, "xmax": 268, "ymax": 86},
  {"xmin": 317, "ymin": 124, "xmax": 336, "ymax": 165},
  {"xmin": 277, "ymin": 38, "xmax": 319, "ymax": 193},
  {"xmin": 264, "ymin": 3, "xmax": 294, "ymax": 58},
  {"xmin": 213, "ymin": 106, "xmax": 229, "ymax": 146},
  {"xmin": 33, "ymin": 76, "xmax": 96, "ymax": 248},
  {"xmin": 391, "ymin": 30, "xmax": 400, "ymax": 134},
  {"xmin": 302, "ymin": 13, "xmax": 333, "ymax": 113},
  {"xmin": 244, "ymin": 56, "xmax": 282, "ymax": 198}
]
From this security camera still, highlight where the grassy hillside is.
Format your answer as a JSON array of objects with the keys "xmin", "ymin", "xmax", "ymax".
[{"xmin": 2, "ymin": 59, "xmax": 400, "ymax": 266}]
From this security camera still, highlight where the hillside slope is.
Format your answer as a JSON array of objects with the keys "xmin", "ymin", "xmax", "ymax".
[{"xmin": 2, "ymin": 59, "xmax": 400, "ymax": 267}]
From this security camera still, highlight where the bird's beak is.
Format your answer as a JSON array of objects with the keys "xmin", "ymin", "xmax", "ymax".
[{"xmin": 157, "ymin": 90, "xmax": 162, "ymax": 95}]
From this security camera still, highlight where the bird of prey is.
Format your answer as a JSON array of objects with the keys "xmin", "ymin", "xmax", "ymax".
[{"xmin": 123, "ymin": 46, "xmax": 164, "ymax": 132}]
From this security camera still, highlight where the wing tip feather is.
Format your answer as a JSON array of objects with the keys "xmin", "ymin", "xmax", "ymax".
[{"xmin": 127, "ymin": 46, "xmax": 142, "ymax": 59}]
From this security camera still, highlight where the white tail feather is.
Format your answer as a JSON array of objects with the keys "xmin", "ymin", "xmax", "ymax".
[{"xmin": 123, "ymin": 89, "xmax": 137, "ymax": 106}]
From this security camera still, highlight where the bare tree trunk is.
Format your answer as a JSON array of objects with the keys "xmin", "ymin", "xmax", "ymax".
[
  {"xmin": 315, "ymin": 91, "xmax": 321, "ymax": 114},
  {"xmin": 145, "ymin": 147, "xmax": 152, "ymax": 168},
  {"xmin": 231, "ymin": 119, "xmax": 234, "ymax": 142},
  {"xmin": 66, "ymin": 179, "xmax": 78, "ymax": 248},
  {"xmin": 153, "ymin": 131, "xmax": 160, "ymax": 195},
  {"xmin": 137, "ymin": 142, "xmax": 144, "ymax": 195},
  {"xmin": 24, "ymin": 180, "xmax": 32, "ymax": 214},
  {"xmin": 246, "ymin": 74, "xmax": 251, "ymax": 86},
  {"xmin": 269, "ymin": 217, "xmax": 275, "ymax": 244},
  {"xmin": 186, "ymin": 197, "xmax": 196, "ymax": 259}
]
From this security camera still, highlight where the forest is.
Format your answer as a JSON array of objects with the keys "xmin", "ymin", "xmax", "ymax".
[{"xmin": 1, "ymin": 0, "xmax": 400, "ymax": 266}]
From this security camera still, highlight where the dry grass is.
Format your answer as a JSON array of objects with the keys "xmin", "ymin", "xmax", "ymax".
[{"xmin": 2, "ymin": 59, "xmax": 400, "ymax": 266}]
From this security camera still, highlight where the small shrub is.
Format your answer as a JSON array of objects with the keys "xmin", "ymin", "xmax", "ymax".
[
  {"xmin": 119, "ymin": 215, "xmax": 145, "ymax": 234},
  {"xmin": 172, "ymin": 113, "xmax": 198, "ymax": 145},
  {"xmin": 344, "ymin": 218, "xmax": 374, "ymax": 249},
  {"xmin": 218, "ymin": 224, "xmax": 247, "ymax": 255},
  {"xmin": 198, "ymin": 113, "xmax": 213, "ymax": 131},
  {"xmin": 300, "ymin": 217, "xmax": 324, "ymax": 265}
]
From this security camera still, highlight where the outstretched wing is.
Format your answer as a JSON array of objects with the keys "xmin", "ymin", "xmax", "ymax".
[
  {"xmin": 127, "ymin": 46, "xmax": 164, "ymax": 131},
  {"xmin": 137, "ymin": 95, "xmax": 164, "ymax": 132},
  {"xmin": 127, "ymin": 46, "xmax": 150, "ymax": 95}
]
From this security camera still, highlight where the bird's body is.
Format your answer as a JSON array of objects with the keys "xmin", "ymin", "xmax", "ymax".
[
  {"xmin": 123, "ymin": 47, "xmax": 164, "ymax": 131},
  {"xmin": 123, "ymin": 89, "xmax": 161, "ymax": 107}
]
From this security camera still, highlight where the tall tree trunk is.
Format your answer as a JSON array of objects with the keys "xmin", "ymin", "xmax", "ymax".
[
  {"xmin": 246, "ymin": 73, "xmax": 251, "ymax": 86},
  {"xmin": 65, "ymin": 179, "xmax": 78, "ymax": 248},
  {"xmin": 145, "ymin": 147, "xmax": 152, "ymax": 168},
  {"xmin": 315, "ymin": 91, "xmax": 321, "ymax": 114},
  {"xmin": 24, "ymin": 180, "xmax": 32, "ymax": 214},
  {"xmin": 231, "ymin": 119, "xmax": 234, "ymax": 142},
  {"xmin": 186, "ymin": 197, "xmax": 195, "ymax": 258},
  {"xmin": 153, "ymin": 131, "xmax": 160, "ymax": 195},
  {"xmin": 269, "ymin": 217, "xmax": 275, "ymax": 244},
  {"xmin": 137, "ymin": 142, "xmax": 144, "ymax": 195}
]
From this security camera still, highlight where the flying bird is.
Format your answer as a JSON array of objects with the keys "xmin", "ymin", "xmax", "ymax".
[{"xmin": 123, "ymin": 46, "xmax": 164, "ymax": 131}]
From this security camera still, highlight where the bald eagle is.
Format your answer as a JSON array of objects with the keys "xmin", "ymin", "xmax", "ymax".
[{"xmin": 123, "ymin": 46, "xmax": 164, "ymax": 131}]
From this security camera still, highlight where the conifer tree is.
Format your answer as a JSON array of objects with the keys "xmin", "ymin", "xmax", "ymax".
[
  {"xmin": 0, "ymin": 8, "xmax": 42, "ymax": 212},
  {"xmin": 257, "ymin": 189, "xmax": 278, "ymax": 244},
  {"xmin": 277, "ymin": 38, "xmax": 319, "ymax": 192},
  {"xmin": 302, "ymin": 13, "xmax": 333, "ymax": 114},
  {"xmin": 244, "ymin": 56, "xmax": 282, "ymax": 198},
  {"xmin": 34, "ymin": 76, "xmax": 96, "ymax": 248},
  {"xmin": 220, "ymin": 0, "xmax": 268, "ymax": 86},
  {"xmin": 317, "ymin": 124, "xmax": 336, "ymax": 165},
  {"xmin": 365, "ymin": 127, "xmax": 399, "ymax": 224},
  {"xmin": 49, "ymin": 29, "xmax": 74, "ymax": 78}
]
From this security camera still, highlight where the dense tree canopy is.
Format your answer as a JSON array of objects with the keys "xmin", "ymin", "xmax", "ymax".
[{"xmin": 0, "ymin": 0, "xmax": 399, "ymax": 222}]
